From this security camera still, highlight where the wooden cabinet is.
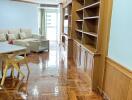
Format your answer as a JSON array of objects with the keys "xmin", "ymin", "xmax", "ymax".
[
  {"xmin": 85, "ymin": 50, "xmax": 94, "ymax": 79},
  {"xmin": 63, "ymin": 0, "xmax": 72, "ymax": 37},
  {"xmin": 62, "ymin": 0, "xmax": 103, "ymax": 91},
  {"xmin": 61, "ymin": 1, "xmax": 73, "ymax": 58},
  {"xmin": 73, "ymin": 40, "xmax": 100, "ymax": 90},
  {"xmin": 73, "ymin": 40, "xmax": 81, "ymax": 67},
  {"xmin": 72, "ymin": 0, "xmax": 102, "ymax": 91},
  {"xmin": 73, "ymin": 41, "xmax": 77, "ymax": 63},
  {"xmin": 80, "ymin": 47, "xmax": 86, "ymax": 71},
  {"xmin": 62, "ymin": 35, "xmax": 73, "ymax": 58}
]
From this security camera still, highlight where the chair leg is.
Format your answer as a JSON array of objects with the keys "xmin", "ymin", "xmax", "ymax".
[
  {"xmin": 17, "ymin": 63, "xmax": 20, "ymax": 78},
  {"xmin": 12, "ymin": 63, "xmax": 25, "ymax": 78},
  {"xmin": 1, "ymin": 62, "xmax": 8, "ymax": 86},
  {"xmin": 11, "ymin": 67, "xmax": 14, "ymax": 78},
  {"xmin": 24, "ymin": 52, "xmax": 30, "ymax": 73},
  {"xmin": 25, "ymin": 58, "xmax": 30, "ymax": 74},
  {"xmin": 25, "ymin": 59, "xmax": 30, "ymax": 81},
  {"xmin": 2, "ymin": 61, "xmax": 4, "ymax": 77}
]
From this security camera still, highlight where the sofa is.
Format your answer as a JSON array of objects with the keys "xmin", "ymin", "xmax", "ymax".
[{"xmin": 0, "ymin": 28, "xmax": 49, "ymax": 53}]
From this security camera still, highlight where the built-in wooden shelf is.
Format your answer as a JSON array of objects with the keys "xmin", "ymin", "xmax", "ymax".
[
  {"xmin": 77, "ymin": 0, "xmax": 84, "ymax": 5},
  {"xmin": 74, "ymin": 39, "xmax": 82, "ymax": 45},
  {"xmin": 84, "ymin": 1, "xmax": 100, "ymax": 9},
  {"xmin": 84, "ymin": 16, "xmax": 99, "ymax": 20},
  {"xmin": 76, "ymin": 29, "xmax": 83, "ymax": 33},
  {"xmin": 62, "ymin": 33, "xmax": 72, "ymax": 39},
  {"xmin": 74, "ymin": 39, "xmax": 99, "ymax": 55},
  {"xmin": 63, "ymin": 0, "xmax": 72, "ymax": 8},
  {"xmin": 76, "ymin": 19, "xmax": 83, "ymax": 22},
  {"xmin": 63, "ymin": 0, "xmax": 73, "ymax": 38},
  {"xmin": 76, "ymin": 7, "xmax": 84, "ymax": 12},
  {"xmin": 83, "ymin": 32, "xmax": 97, "ymax": 37},
  {"xmin": 82, "ymin": 44, "xmax": 97, "ymax": 54}
]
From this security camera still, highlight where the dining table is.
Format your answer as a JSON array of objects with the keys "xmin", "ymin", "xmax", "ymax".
[
  {"xmin": 0, "ymin": 42, "xmax": 26, "ymax": 54},
  {"xmin": 0, "ymin": 42, "xmax": 27, "ymax": 85}
]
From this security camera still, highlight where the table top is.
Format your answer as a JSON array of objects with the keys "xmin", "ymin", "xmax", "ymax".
[{"xmin": 0, "ymin": 42, "xmax": 26, "ymax": 54}]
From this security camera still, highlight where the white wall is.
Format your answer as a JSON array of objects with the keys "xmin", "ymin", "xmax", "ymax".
[
  {"xmin": 0, "ymin": 0, "xmax": 38, "ymax": 33},
  {"xmin": 108, "ymin": 0, "xmax": 132, "ymax": 70}
]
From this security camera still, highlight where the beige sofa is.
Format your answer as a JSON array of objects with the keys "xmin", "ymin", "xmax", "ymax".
[{"xmin": 0, "ymin": 28, "xmax": 49, "ymax": 53}]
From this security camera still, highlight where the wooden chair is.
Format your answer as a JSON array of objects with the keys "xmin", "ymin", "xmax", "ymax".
[
  {"xmin": 1, "ymin": 50, "xmax": 30, "ymax": 86},
  {"xmin": 0, "ymin": 62, "xmax": 14, "ymax": 99},
  {"xmin": 13, "ymin": 52, "xmax": 30, "ymax": 79}
]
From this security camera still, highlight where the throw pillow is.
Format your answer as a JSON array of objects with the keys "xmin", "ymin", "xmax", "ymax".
[
  {"xmin": 0, "ymin": 33, "xmax": 6, "ymax": 42},
  {"xmin": 19, "ymin": 32, "xmax": 27, "ymax": 39},
  {"xmin": 8, "ymin": 29, "xmax": 20, "ymax": 39},
  {"xmin": 8, "ymin": 40, "xmax": 14, "ymax": 44},
  {"xmin": 7, "ymin": 34, "xmax": 17, "ymax": 40},
  {"xmin": 20, "ymin": 29, "xmax": 32, "ymax": 38}
]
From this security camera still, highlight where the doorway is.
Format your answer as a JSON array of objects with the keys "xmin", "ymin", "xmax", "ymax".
[{"xmin": 39, "ymin": 7, "xmax": 60, "ymax": 42}]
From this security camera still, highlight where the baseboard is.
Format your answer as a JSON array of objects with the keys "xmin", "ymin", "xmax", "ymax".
[{"xmin": 97, "ymin": 87, "xmax": 110, "ymax": 100}]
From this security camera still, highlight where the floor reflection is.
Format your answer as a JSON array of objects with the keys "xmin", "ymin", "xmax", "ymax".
[{"xmin": 0, "ymin": 41, "xmax": 102, "ymax": 100}]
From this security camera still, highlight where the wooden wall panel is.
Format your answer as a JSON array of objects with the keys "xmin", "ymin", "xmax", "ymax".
[
  {"xmin": 127, "ymin": 80, "xmax": 132, "ymax": 100},
  {"xmin": 103, "ymin": 58, "xmax": 132, "ymax": 100}
]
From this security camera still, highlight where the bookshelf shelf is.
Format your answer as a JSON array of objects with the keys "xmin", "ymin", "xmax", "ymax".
[
  {"xmin": 84, "ymin": 1, "xmax": 100, "ymax": 9},
  {"xmin": 76, "ymin": 19, "xmax": 84, "ymax": 22},
  {"xmin": 84, "ymin": 0, "xmax": 100, "ymax": 6},
  {"xmin": 76, "ymin": 29, "xmax": 83, "ymax": 33},
  {"xmin": 83, "ymin": 32, "xmax": 98, "ymax": 37},
  {"xmin": 73, "ymin": 0, "xmax": 101, "ymax": 52},
  {"xmin": 76, "ymin": 7, "xmax": 84, "ymax": 12},
  {"xmin": 84, "ymin": 16, "xmax": 99, "ymax": 20}
]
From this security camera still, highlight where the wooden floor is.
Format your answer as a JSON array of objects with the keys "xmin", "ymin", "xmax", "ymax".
[{"xmin": 0, "ymin": 42, "xmax": 102, "ymax": 100}]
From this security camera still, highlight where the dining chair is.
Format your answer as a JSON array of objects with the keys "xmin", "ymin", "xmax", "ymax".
[
  {"xmin": 0, "ymin": 60, "xmax": 15, "ymax": 100},
  {"xmin": 1, "ymin": 50, "xmax": 30, "ymax": 86},
  {"xmin": 13, "ymin": 52, "xmax": 30, "ymax": 79},
  {"xmin": 1, "ymin": 54, "xmax": 25, "ymax": 86}
]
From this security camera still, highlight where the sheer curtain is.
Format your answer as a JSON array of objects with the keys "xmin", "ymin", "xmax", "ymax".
[{"xmin": 39, "ymin": 8, "xmax": 46, "ymax": 39}]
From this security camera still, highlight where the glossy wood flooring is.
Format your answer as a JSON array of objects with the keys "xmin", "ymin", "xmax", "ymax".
[{"xmin": 0, "ymin": 42, "xmax": 102, "ymax": 100}]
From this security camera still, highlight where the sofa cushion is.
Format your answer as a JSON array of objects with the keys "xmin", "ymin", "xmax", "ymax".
[
  {"xmin": 7, "ymin": 34, "xmax": 17, "ymax": 40},
  {"xmin": 0, "ymin": 33, "xmax": 7, "ymax": 42},
  {"xmin": 20, "ymin": 29, "xmax": 32, "ymax": 38},
  {"xmin": 8, "ymin": 29, "xmax": 20, "ymax": 39},
  {"xmin": 24, "ymin": 38, "xmax": 37, "ymax": 41},
  {"xmin": 0, "ymin": 29, "xmax": 8, "ymax": 34},
  {"xmin": 18, "ymin": 38, "xmax": 37, "ymax": 42},
  {"xmin": 14, "ymin": 38, "xmax": 37, "ymax": 44}
]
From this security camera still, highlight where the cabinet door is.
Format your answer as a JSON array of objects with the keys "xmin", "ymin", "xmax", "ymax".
[
  {"xmin": 67, "ymin": 39, "xmax": 73, "ymax": 58},
  {"xmin": 76, "ymin": 44, "xmax": 81, "ymax": 67},
  {"xmin": 80, "ymin": 47, "xmax": 86, "ymax": 71},
  {"xmin": 85, "ymin": 51, "xmax": 94, "ymax": 80},
  {"xmin": 73, "ymin": 41, "xmax": 77, "ymax": 64}
]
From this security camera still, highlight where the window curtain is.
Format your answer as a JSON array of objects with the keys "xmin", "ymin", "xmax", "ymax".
[{"xmin": 40, "ymin": 8, "xmax": 46, "ymax": 39}]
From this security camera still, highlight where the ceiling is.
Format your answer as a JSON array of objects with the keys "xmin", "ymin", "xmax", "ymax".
[
  {"xmin": 12, "ymin": 0, "xmax": 61, "ymax": 4},
  {"xmin": 37, "ymin": 0, "xmax": 60, "ymax": 4}
]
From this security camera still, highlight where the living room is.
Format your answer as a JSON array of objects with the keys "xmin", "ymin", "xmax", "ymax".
[{"xmin": 0, "ymin": 0, "xmax": 132, "ymax": 100}]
